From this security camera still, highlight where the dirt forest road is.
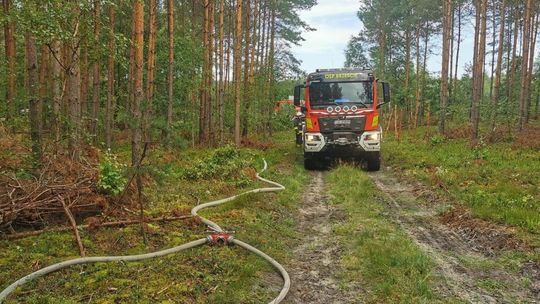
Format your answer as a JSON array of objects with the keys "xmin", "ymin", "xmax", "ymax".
[
  {"xmin": 283, "ymin": 167, "xmax": 539, "ymax": 303},
  {"xmin": 284, "ymin": 171, "xmax": 360, "ymax": 304}
]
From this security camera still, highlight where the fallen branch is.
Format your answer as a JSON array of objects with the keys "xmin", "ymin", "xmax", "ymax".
[
  {"xmin": 60, "ymin": 197, "xmax": 86, "ymax": 256},
  {"xmin": 3, "ymin": 215, "xmax": 193, "ymax": 240}
]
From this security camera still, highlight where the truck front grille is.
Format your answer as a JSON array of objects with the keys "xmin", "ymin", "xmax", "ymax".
[{"xmin": 318, "ymin": 116, "xmax": 366, "ymax": 132}]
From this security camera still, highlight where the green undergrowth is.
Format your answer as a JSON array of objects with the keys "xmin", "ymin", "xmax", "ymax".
[
  {"xmin": 327, "ymin": 165, "xmax": 449, "ymax": 303},
  {"xmin": 0, "ymin": 132, "xmax": 307, "ymax": 303},
  {"xmin": 383, "ymin": 126, "xmax": 540, "ymax": 239}
]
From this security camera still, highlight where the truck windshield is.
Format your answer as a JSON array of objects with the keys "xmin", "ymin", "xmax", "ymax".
[{"xmin": 308, "ymin": 81, "xmax": 373, "ymax": 108}]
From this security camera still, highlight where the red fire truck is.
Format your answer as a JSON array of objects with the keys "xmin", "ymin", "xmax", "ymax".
[{"xmin": 293, "ymin": 68, "xmax": 391, "ymax": 171}]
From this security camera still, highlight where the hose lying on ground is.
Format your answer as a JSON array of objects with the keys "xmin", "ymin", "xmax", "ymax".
[{"xmin": 0, "ymin": 159, "xmax": 289, "ymax": 304}]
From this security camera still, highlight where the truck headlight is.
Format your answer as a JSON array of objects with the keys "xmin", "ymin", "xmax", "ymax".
[
  {"xmin": 305, "ymin": 134, "xmax": 321, "ymax": 142},
  {"xmin": 364, "ymin": 132, "xmax": 380, "ymax": 141}
]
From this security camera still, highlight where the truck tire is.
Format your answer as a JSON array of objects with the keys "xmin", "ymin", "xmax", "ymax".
[
  {"xmin": 304, "ymin": 157, "xmax": 317, "ymax": 170},
  {"xmin": 366, "ymin": 151, "xmax": 381, "ymax": 171}
]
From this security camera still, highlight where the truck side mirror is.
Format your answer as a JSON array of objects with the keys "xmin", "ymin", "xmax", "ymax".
[
  {"xmin": 293, "ymin": 85, "xmax": 303, "ymax": 107},
  {"xmin": 378, "ymin": 82, "xmax": 391, "ymax": 109}
]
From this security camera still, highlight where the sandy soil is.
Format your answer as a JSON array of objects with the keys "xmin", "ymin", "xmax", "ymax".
[
  {"xmin": 369, "ymin": 167, "xmax": 540, "ymax": 303},
  {"xmin": 283, "ymin": 171, "xmax": 360, "ymax": 304}
]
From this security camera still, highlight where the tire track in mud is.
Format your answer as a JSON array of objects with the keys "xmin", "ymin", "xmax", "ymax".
[
  {"xmin": 369, "ymin": 168, "xmax": 539, "ymax": 303},
  {"xmin": 283, "ymin": 171, "xmax": 359, "ymax": 304}
]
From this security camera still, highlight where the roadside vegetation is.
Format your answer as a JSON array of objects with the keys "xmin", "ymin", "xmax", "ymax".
[
  {"xmin": 0, "ymin": 133, "xmax": 308, "ymax": 303},
  {"xmin": 383, "ymin": 125, "xmax": 540, "ymax": 241}
]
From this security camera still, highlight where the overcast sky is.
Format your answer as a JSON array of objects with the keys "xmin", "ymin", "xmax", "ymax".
[{"xmin": 291, "ymin": 0, "xmax": 475, "ymax": 77}]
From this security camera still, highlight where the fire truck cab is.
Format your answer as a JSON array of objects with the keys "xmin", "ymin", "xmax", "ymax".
[{"xmin": 293, "ymin": 68, "xmax": 391, "ymax": 171}]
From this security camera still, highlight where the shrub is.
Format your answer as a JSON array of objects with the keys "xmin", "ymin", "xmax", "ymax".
[
  {"xmin": 182, "ymin": 146, "xmax": 254, "ymax": 184},
  {"xmin": 98, "ymin": 150, "xmax": 127, "ymax": 196}
]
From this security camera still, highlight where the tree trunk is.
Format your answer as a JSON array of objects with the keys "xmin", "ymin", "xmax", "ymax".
[
  {"xmin": 3, "ymin": 0, "xmax": 16, "ymax": 123},
  {"xmin": 90, "ymin": 0, "xmax": 101, "ymax": 144},
  {"xmin": 414, "ymin": 25, "xmax": 421, "ymax": 127},
  {"xmin": 489, "ymin": 0, "xmax": 496, "ymax": 99},
  {"xmin": 471, "ymin": 0, "xmax": 487, "ymax": 144},
  {"xmin": 190, "ymin": 0, "xmax": 197, "ymax": 147},
  {"xmin": 51, "ymin": 41, "xmax": 62, "ymax": 143},
  {"xmin": 453, "ymin": 2, "xmax": 461, "ymax": 101},
  {"xmin": 207, "ymin": 0, "xmax": 215, "ymax": 145},
  {"xmin": 106, "ymin": 4, "xmax": 115, "ymax": 148},
  {"xmin": 242, "ymin": 0, "xmax": 252, "ymax": 138},
  {"xmin": 234, "ymin": 0, "xmax": 243, "ymax": 145},
  {"xmin": 26, "ymin": 33, "xmax": 42, "ymax": 164},
  {"xmin": 449, "ymin": 5, "xmax": 454, "ymax": 103},
  {"xmin": 267, "ymin": 2, "xmax": 276, "ymax": 136},
  {"xmin": 518, "ymin": 0, "xmax": 532, "ymax": 130},
  {"xmin": 490, "ymin": 0, "xmax": 506, "ymax": 133},
  {"xmin": 127, "ymin": 10, "xmax": 136, "ymax": 129},
  {"xmin": 440, "ymin": 0, "xmax": 452, "ymax": 134},
  {"xmin": 508, "ymin": 4, "xmax": 520, "ymax": 105},
  {"xmin": 200, "ymin": 0, "xmax": 210, "ymax": 144},
  {"xmin": 166, "ymin": 0, "xmax": 174, "ymax": 136},
  {"xmin": 38, "ymin": 44, "xmax": 48, "ymax": 130},
  {"xmin": 131, "ymin": 0, "xmax": 144, "ymax": 166},
  {"xmin": 259, "ymin": 3, "xmax": 268, "ymax": 69},
  {"xmin": 67, "ymin": 10, "xmax": 81, "ymax": 160},
  {"xmin": 218, "ymin": 0, "xmax": 225, "ymax": 144},
  {"xmin": 80, "ymin": 46, "xmax": 89, "ymax": 125},
  {"xmin": 404, "ymin": 28, "xmax": 411, "ymax": 123},
  {"xmin": 145, "ymin": 0, "xmax": 157, "ymax": 144},
  {"xmin": 525, "ymin": 12, "xmax": 538, "ymax": 125},
  {"xmin": 420, "ymin": 26, "xmax": 429, "ymax": 125}
]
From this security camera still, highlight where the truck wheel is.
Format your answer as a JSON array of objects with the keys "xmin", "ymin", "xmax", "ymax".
[
  {"xmin": 366, "ymin": 151, "xmax": 381, "ymax": 171},
  {"xmin": 304, "ymin": 157, "xmax": 317, "ymax": 170}
]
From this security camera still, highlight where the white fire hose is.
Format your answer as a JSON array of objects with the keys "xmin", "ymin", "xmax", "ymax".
[{"xmin": 0, "ymin": 159, "xmax": 290, "ymax": 304}]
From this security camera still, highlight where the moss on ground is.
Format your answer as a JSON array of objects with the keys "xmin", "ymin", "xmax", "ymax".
[{"xmin": 0, "ymin": 132, "xmax": 307, "ymax": 303}]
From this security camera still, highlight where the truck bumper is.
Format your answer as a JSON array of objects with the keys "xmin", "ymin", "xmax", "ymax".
[{"xmin": 304, "ymin": 131, "xmax": 381, "ymax": 153}]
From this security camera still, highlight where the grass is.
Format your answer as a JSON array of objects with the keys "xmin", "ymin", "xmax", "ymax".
[
  {"xmin": 327, "ymin": 165, "xmax": 449, "ymax": 303},
  {"xmin": 383, "ymin": 126, "xmax": 540, "ymax": 237},
  {"xmin": 0, "ymin": 131, "xmax": 308, "ymax": 303}
]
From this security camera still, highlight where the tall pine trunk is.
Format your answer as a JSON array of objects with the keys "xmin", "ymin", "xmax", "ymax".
[
  {"xmin": 439, "ymin": 0, "xmax": 452, "ymax": 134},
  {"xmin": 242, "ymin": 0, "xmax": 252, "ymax": 138},
  {"xmin": 218, "ymin": 0, "xmax": 225, "ymax": 144},
  {"xmin": 518, "ymin": 0, "xmax": 532, "ymax": 130},
  {"xmin": 145, "ymin": 0, "xmax": 157, "ymax": 143},
  {"xmin": 90, "ymin": 0, "xmax": 101, "ymax": 144},
  {"xmin": 525, "ymin": 12, "xmax": 538, "ymax": 125},
  {"xmin": 3, "ymin": 0, "xmax": 16, "ymax": 123},
  {"xmin": 105, "ymin": 4, "xmax": 115, "ymax": 148},
  {"xmin": 67, "ymin": 5, "xmax": 81, "ymax": 160},
  {"xmin": 166, "ymin": 0, "xmax": 174, "ymax": 135},
  {"xmin": 131, "ymin": 0, "xmax": 144, "ymax": 166},
  {"xmin": 508, "ymin": 4, "xmax": 520, "ymax": 105},
  {"xmin": 26, "ymin": 33, "xmax": 42, "ymax": 164},
  {"xmin": 490, "ymin": 0, "xmax": 506, "ymax": 133},
  {"xmin": 233, "ymin": 0, "xmax": 243, "ymax": 145},
  {"xmin": 453, "ymin": 2, "xmax": 461, "ymax": 101},
  {"xmin": 200, "ymin": 0, "xmax": 210, "ymax": 144},
  {"xmin": 471, "ymin": 0, "xmax": 487, "ymax": 144},
  {"xmin": 38, "ymin": 45, "xmax": 48, "ymax": 130},
  {"xmin": 51, "ymin": 41, "xmax": 62, "ymax": 143}
]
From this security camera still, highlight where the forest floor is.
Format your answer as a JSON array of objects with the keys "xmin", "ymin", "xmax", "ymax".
[{"xmin": 1, "ymin": 127, "xmax": 540, "ymax": 303}]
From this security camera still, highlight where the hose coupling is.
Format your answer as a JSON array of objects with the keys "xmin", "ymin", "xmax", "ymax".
[{"xmin": 207, "ymin": 232, "xmax": 234, "ymax": 246}]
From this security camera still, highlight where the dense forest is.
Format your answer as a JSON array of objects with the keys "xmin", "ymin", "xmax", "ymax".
[
  {"xmin": 0, "ymin": 0, "xmax": 314, "ymax": 166},
  {"xmin": 2, "ymin": 1, "xmax": 540, "ymax": 303},
  {"xmin": 345, "ymin": 0, "xmax": 540, "ymax": 143},
  {"xmin": 0, "ymin": 0, "xmax": 317, "ymax": 245}
]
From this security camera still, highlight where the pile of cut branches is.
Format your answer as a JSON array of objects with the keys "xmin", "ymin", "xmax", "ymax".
[{"xmin": 0, "ymin": 154, "xmax": 107, "ymax": 232}]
